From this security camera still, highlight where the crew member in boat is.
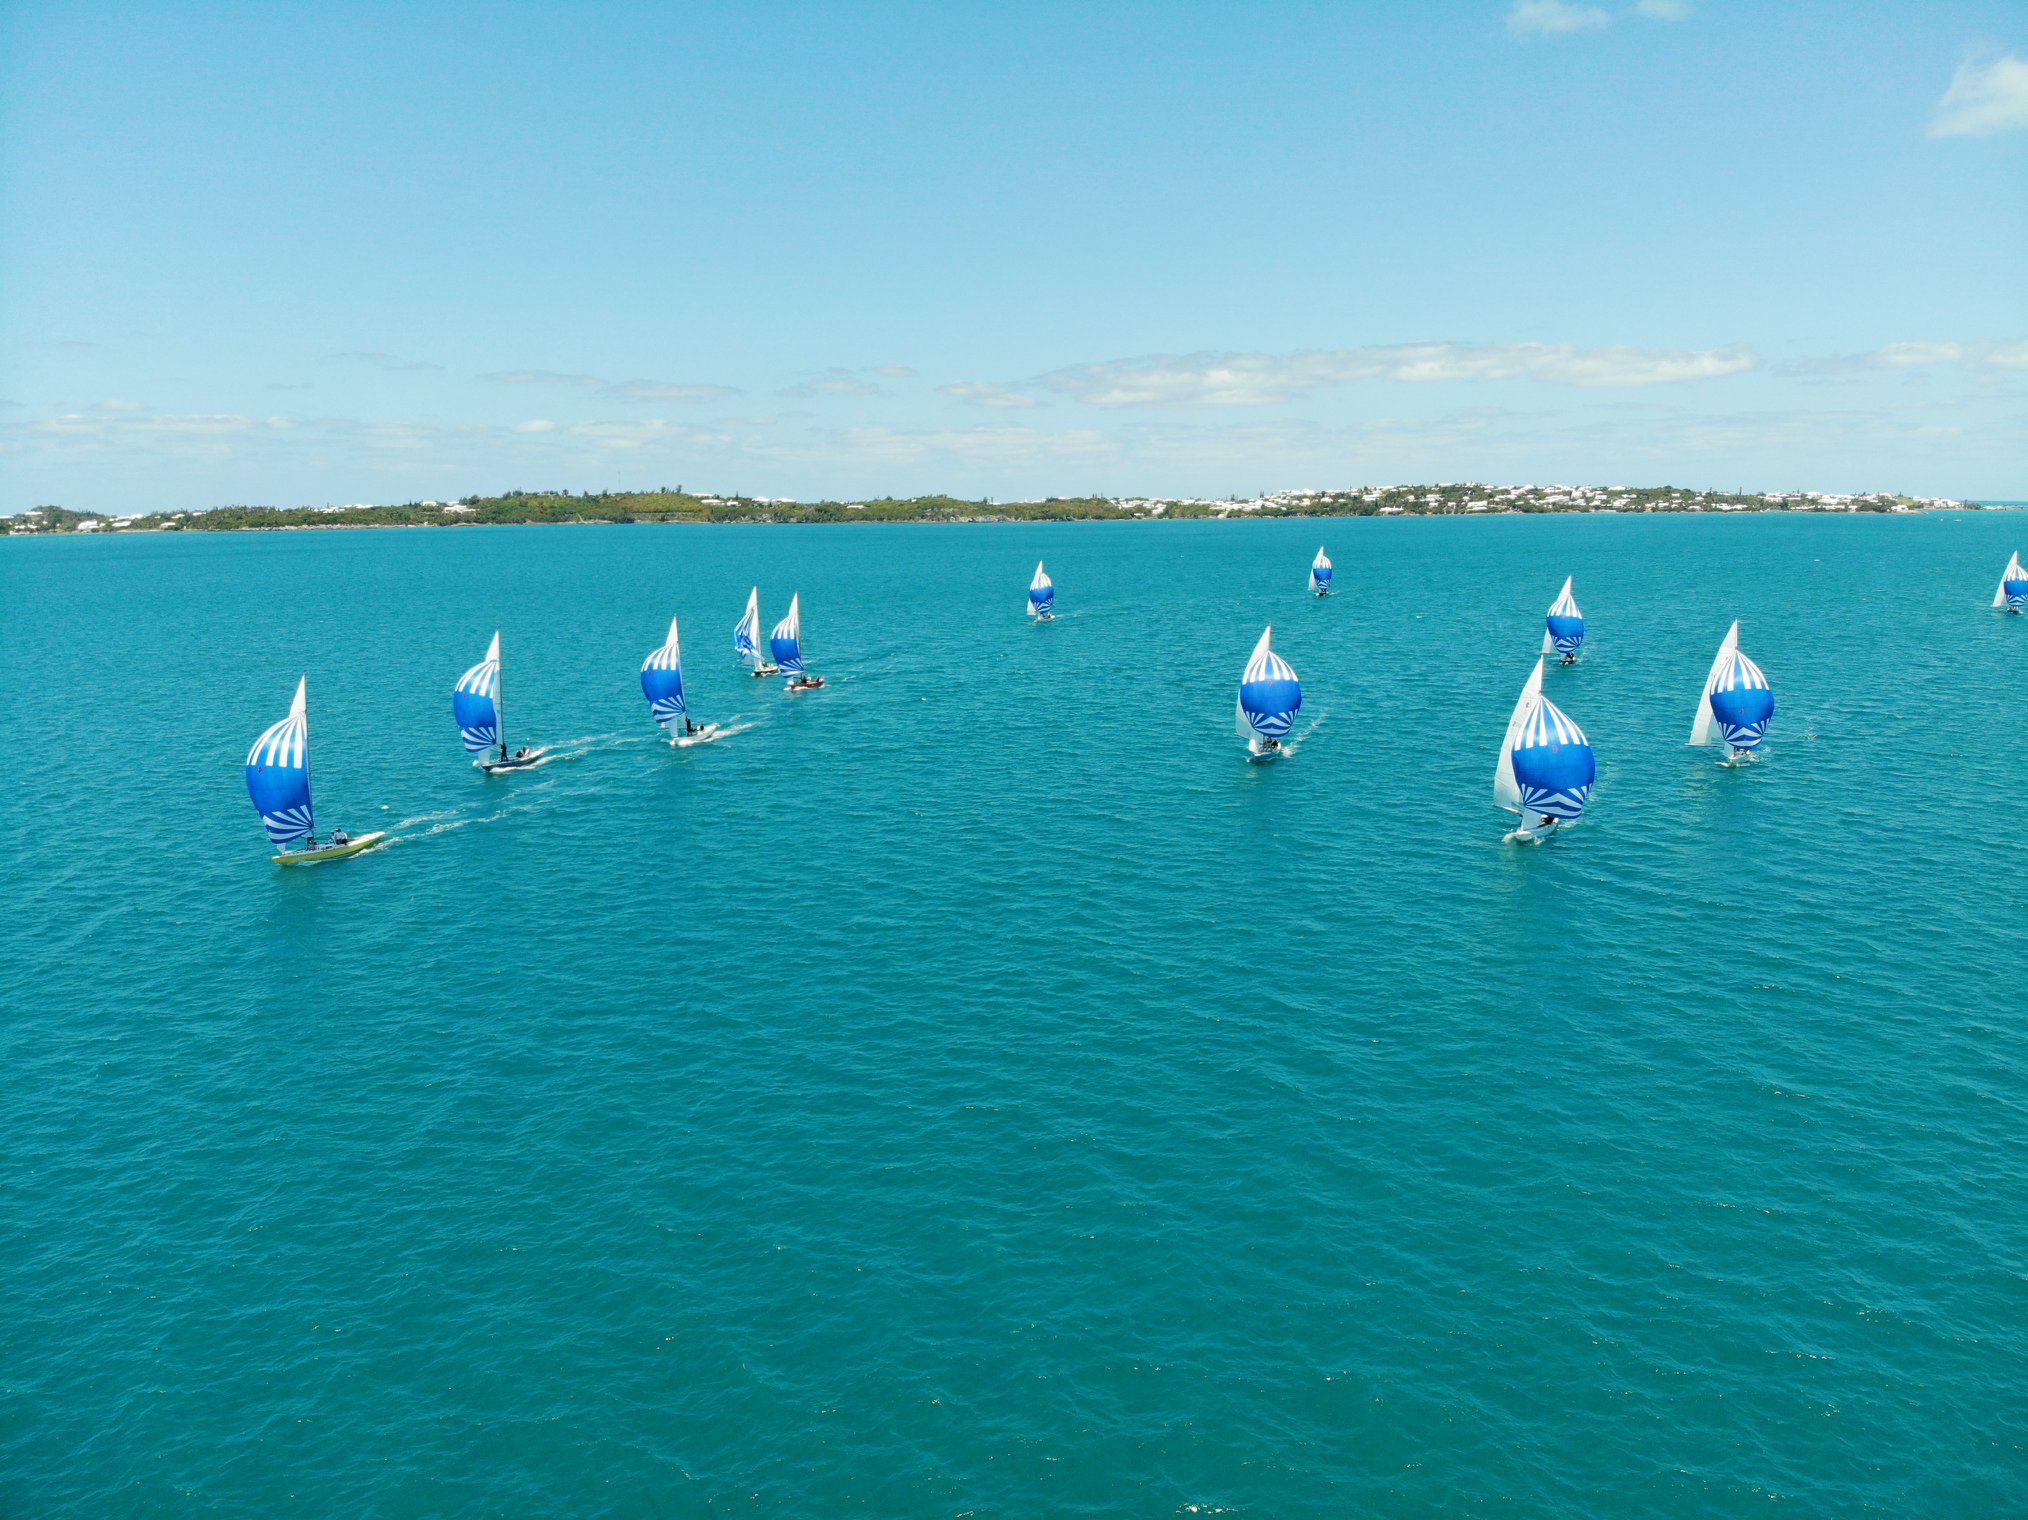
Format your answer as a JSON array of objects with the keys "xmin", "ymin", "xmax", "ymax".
[
  {"xmin": 1561, "ymin": 652, "xmax": 1577, "ymax": 666},
  {"xmin": 331, "ymin": 828, "xmax": 350, "ymax": 847}
]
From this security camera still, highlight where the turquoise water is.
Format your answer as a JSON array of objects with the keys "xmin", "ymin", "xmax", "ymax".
[{"xmin": 5, "ymin": 514, "xmax": 2026, "ymax": 1517}]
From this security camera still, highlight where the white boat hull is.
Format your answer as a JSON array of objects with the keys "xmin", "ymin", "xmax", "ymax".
[
  {"xmin": 275, "ymin": 830, "xmax": 386, "ymax": 865},
  {"xmin": 674, "ymin": 724, "xmax": 721, "ymax": 747}
]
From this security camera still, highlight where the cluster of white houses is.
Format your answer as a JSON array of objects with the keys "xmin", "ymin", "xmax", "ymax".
[{"xmin": 1125, "ymin": 483, "xmax": 1967, "ymax": 518}]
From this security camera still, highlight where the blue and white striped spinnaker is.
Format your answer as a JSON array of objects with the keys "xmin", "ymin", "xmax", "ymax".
[
  {"xmin": 1994, "ymin": 552, "xmax": 2028, "ymax": 612},
  {"xmin": 1309, "ymin": 547, "xmax": 1333, "ymax": 594},
  {"xmin": 1689, "ymin": 620, "xmax": 1775, "ymax": 752},
  {"xmin": 1236, "ymin": 624, "xmax": 1302, "ymax": 745},
  {"xmin": 245, "ymin": 676, "xmax": 315, "ymax": 846},
  {"xmin": 1028, "ymin": 561, "xmax": 1055, "ymax": 617},
  {"xmin": 640, "ymin": 614, "xmax": 687, "ymax": 729},
  {"xmin": 1542, "ymin": 576, "xmax": 1584, "ymax": 657},
  {"xmin": 734, "ymin": 587, "xmax": 763, "ymax": 664},
  {"xmin": 770, "ymin": 594, "xmax": 805, "ymax": 675},
  {"xmin": 1493, "ymin": 658, "xmax": 1596, "ymax": 824},
  {"xmin": 453, "ymin": 631, "xmax": 503, "ymax": 754}
]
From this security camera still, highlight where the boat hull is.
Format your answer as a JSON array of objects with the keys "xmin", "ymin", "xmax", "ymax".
[
  {"xmin": 274, "ymin": 830, "xmax": 386, "ymax": 865},
  {"xmin": 786, "ymin": 678, "xmax": 825, "ymax": 693},
  {"xmin": 674, "ymin": 724, "xmax": 721, "ymax": 747}
]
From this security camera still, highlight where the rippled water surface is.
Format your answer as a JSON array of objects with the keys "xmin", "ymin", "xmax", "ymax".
[{"xmin": 5, "ymin": 514, "xmax": 2026, "ymax": 1517}]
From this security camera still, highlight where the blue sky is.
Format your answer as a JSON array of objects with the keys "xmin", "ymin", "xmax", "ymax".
[{"xmin": 2, "ymin": 0, "xmax": 2022, "ymax": 511}]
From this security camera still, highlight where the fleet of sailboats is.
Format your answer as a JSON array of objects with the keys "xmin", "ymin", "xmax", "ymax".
[
  {"xmin": 239, "ymin": 542, "xmax": 2022, "ymax": 862},
  {"xmin": 1994, "ymin": 553, "xmax": 2027, "ymax": 613},
  {"xmin": 1689, "ymin": 620, "xmax": 1776, "ymax": 763}
]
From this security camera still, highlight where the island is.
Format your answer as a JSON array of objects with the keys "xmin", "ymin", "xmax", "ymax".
[{"xmin": 1, "ymin": 482, "xmax": 1983, "ymax": 535}]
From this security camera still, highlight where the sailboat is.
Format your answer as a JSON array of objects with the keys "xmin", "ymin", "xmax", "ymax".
[
  {"xmin": 1309, "ymin": 547, "xmax": 1333, "ymax": 596},
  {"xmin": 1493, "ymin": 657, "xmax": 1596, "ymax": 842},
  {"xmin": 244, "ymin": 677, "xmax": 383, "ymax": 864},
  {"xmin": 1689, "ymin": 620, "xmax": 1775, "ymax": 763},
  {"xmin": 1236, "ymin": 624, "xmax": 1301, "ymax": 761},
  {"xmin": 774, "ymin": 593, "xmax": 824, "ymax": 691},
  {"xmin": 1028, "ymin": 561, "xmax": 1056, "ymax": 620},
  {"xmin": 734, "ymin": 588, "xmax": 780, "ymax": 676},
  {"xmin": 1542, "ymin": 576, "xmax": 1584, "ymax": 663},
  {"xmin": 454, "ymin": 631, "xmax": 541, "ymax": 771},
  {"xmin": 1993, "ymin": 552, "xmax": 2028, "ymax": 613},
  {"xmin": 642, "ymin": 614, "xmax": 719, "ymax": 746}
]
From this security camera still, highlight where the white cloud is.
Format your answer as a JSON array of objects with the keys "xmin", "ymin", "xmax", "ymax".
[
  {"xmin": 1630, "ymin": 0, "xmax": 1691, "ymax": 19},
  {"xmin": 1929, "ymin": 53, "xmax": 2028, "ymax": 138},
  {"xmin": 940, "ymin": 380, "xmax": 1042, "ymax": 409},
  {"xmin": 30, "ymin": 409, "xmax": 254, "ymax": 437},
  {"xmin": 833, "ymin": 425, "xmax": 1113, "ymax": 463},
  {"xmin": 333, "ymin": 351, "xmax": 444, "ymax": 373},
  {"xmin": 601, "ymin": 380, "xmax": 739, "ymax": 402},
  {"xmin": 481, "ymin": 369, "xmax": 603, "ymax": 387},
  {"xmin": 482, "ymin": 370, "xmax": 738, "ymax": 403},
  {"xmin": 989, "ymin": 342, "xmax": 1753, "ymax": 408},
  {"xmin": 781, "ymin": 373, "xmax": 889, "ymax": 399},
  {"xmin": 1508, "ymin": 0, "xmax": 1610, "ymax": 36},
  {"xmin": 514, "ymin": 419, "xmax": 556, "ymax": 433},
  {"xmin": 1866, "ymin": 339, "xmax": 2028, "ymax": 372},
  {"xmin": 872, "ymin": 364, "xmax": 918, "ymax": 378}
]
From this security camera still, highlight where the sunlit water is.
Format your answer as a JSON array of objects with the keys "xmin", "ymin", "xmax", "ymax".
[{"xmin": 4, "ymin": 514, "xmax": 2026, "ymax": 1516}]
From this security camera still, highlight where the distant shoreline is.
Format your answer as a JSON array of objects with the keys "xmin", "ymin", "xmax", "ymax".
[{"xmin": 3, "ymin": 483, "xmax": 1996, "ymax": 537}]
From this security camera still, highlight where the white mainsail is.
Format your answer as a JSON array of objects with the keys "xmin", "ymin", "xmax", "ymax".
[
  {"xmin": 1493, "ymin": 657, "xmax": 1544, "ymax": 816},
  {"xmin": 1688, "ymin": 620, "xmax": 1738, "ymax": 746},
  {"xmin": 1993, "ymin": 552, "xmax": 2026, "ymax": 609}
]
